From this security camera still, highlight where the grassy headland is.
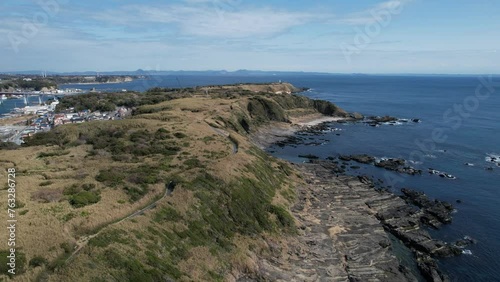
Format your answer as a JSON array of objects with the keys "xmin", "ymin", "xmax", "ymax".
[{"xmin": 0, "ymin": 82, "xmax": 347, "ymax": 281}]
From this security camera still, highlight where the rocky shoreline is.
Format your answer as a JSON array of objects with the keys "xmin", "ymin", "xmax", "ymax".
[
  {"xmin": 248, "ymin": 116, "xmax": 471, "ymax": 281},
  {"xmin": 245, "ymin": 161, "xmax": 468, "ymax": 281}
]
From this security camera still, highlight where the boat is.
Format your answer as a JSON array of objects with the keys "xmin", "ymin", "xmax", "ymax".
[{"xmin": 1, "ymin": 94, "xmax": 7, "ymax": 100}]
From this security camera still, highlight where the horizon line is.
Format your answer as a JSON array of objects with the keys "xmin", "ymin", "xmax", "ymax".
[{"xmin": 1, "ymin": 70, "xmax": 500, "ymax": 76}]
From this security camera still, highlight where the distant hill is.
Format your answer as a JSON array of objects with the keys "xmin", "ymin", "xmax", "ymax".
[{"xmin": 1, "ymin": 69, "xmax": 335, "ymax": 76}]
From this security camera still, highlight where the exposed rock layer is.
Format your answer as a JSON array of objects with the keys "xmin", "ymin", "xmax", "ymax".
[{"xmin": 240, "ymin": 161, "xmax": 460, "ymax": 282}]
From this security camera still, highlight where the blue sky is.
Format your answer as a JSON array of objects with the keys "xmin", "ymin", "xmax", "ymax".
[{"xmin": 1, "ymin": 0, "xmax": 499, "ymax": 74}]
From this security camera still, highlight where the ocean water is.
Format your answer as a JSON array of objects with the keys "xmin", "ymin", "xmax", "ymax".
[{"xmin": 4, "ymin": 74, "xmax": 500, "ymax": 280}]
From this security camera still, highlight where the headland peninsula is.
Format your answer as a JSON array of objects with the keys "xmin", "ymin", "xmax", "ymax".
[{"xmin": 0, "ymin": 82, "xmax": 463, "ymax": 281}]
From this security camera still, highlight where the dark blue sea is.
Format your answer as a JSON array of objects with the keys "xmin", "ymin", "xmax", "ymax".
[
  {"xmin": 265, "ymin": 75, "xmax": 500, "ymax": 282},
  {"xmin": 6, "ymin": 74, "xmax": 500, "ymax": 281}
]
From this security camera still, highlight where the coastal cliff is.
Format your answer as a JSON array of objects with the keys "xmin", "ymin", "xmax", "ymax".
[{"xmin": 0, "ymin": 83, "xmax": 450, "ymax": 281}]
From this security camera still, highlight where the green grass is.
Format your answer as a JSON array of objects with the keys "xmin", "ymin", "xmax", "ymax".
[
  {"xmin": 0, "ymin": 250, "xmax": 26, "ymax": 277},
  {"xmin": 39, "ymin": 180, "xmax": 54, "ymax": 186},
  {"xmin": 89, "ymin": 229, "xmax": 130, "ymax": 248},
  {"xmin": 154, "ymin": 206, "xmax": 182, "ymax": 222},
  {"xmin": 29, "ymin": 256, "xmax": 48, "ymax": 267},
  {"xmin": 183, "ymin": 158, "xmax": 203, "ymax": 170},
  {"xmin": 37, "ymin": 150, "xmax": 70, "ymax": 158}
]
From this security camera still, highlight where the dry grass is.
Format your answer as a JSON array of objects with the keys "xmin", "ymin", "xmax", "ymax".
[{"xmin": 0, "ymin": 89, "xmax": 332, "ymax": 281}]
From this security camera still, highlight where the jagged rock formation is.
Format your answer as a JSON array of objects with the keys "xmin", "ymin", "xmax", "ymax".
[{"xmin": 241, "ymin": 163, "xmax": 417, "ymax": 281}]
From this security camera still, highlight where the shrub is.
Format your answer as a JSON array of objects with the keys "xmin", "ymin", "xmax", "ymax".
[
  {"xmin": 29, "ymin": 256, "xmax": 48, "ymax": 267},
  {"xmin": 173, "ymin": 132, "xmax": 187, "ymax": 138},
  {"xmin": 0, "ymin": 142, "xmax": 19, "ymax": 150},
  {"xmin": 23, "ymin": 130, "xmax": 68, "ymax": 147},
  {"xmin": 69, "ymin": 191, "xmax": 101, "ymax": 208},
  {"xmin": 0, "ymin": 250, "xmax": 26, "ymax": 276},
  {"xmin": 124, "ymin": 185, "xmax": 149, "ymax": 202},
  {"xmin": 37, "ymin": 150, "xmax": 70, "ymax": 158},
  {"xmin": 127, "ymin": 165, "xmax": 160, "ymax": 185},
  {"xmin": 183, "ymin": 158, "xmax": 203, "ymax": 170},
  {"xmin": 82, "ymin": 183, "xmax": 96, "ymax": 191},
  {"xmin": 39, "ymin": 180, "xmax": 53, "ymax": 186},
  {"xmin": 89, "ymin": 229, "xmax": 129, "ymax": 248},
  {"xmin": 95, "ymin": 169, "xmax": 125, "ymax": 186},
  {"xmin": 47, "ymin": 257, "xmax": 66, "ymax": 271},
  {"xmin": 63, "ymin": 184, "xmax": 82, "ymax": 195},
  {"xmin": 154, "ymin": 207, "xmax": 182, "ymax": 222},
  {"xmin": 63, "ymin": 212, "xmax": 76, "ymax": 222}
]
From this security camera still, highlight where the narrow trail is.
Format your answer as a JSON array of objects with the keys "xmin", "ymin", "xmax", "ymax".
[
  {"xmin": 65, "ymin": 182, "xmax": 175, "ymax": 264},
  {"xmin": 210, "ymin": 126, "xmax": 238, "ymax": 154}
]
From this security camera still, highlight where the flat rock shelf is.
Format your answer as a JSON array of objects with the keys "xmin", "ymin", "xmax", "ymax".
[{"xmin": 240, "ymin": 163, "xmax": 419, "ymax": 281}]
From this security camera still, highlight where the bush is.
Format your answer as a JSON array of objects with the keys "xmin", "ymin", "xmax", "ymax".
[
  {"xmin": 82, "ymin": 183, "xmax": 96, "ymax": 191},
  {"xmin": 95, "ymin": 169, "xmax": 125, "ymax": 186},
  {"xmin": 69, "ymin": 191, "xmax": 101, "ymax": 208},
  {"xmin": 0, "ymin": 249, "xmax": 26, "ymax": 276},
  {"xmin": 23, "ymin": 130, "xmax": 68, "ymax": 147},
  {"xmin": 29, "ymin": 256, "xmax": 48, "ymax": 267},
  {"xmin": 89, "ymin": 229, "xmax": 129, "ymax": 248},
  {"xmin": 154, "ymin": 207, "xmax": 182, "ymax": 222},
  {"xmin": 63, "ymin": 184, "xmax": 82, "ymax": 195},
  {"xmin": 173, "ymin": 132, "xmax": 187, "ymax": 138},
  {"xmin": 127, "ymin": 165, "xmax": 160, "ymax": 185},
  {"xmin": 124, "ymin": 185, "xmax": 149, "ymax": 202},
  {"xmin": 37, "ymin": 150, "xmax": 70, "ymax": 158},
  {"xmin": 0, "ymin": 142, "xmax": 19, "ymax": 150},
  {"xmin": 39, "ymin": 180, "xmax": 53, "ymax": 186},
  {"xmin": 47, "ymin": 257, "xmax": 67, "ymax": 271},
  {"xmin": 183, "ymin": 158, "xmax": 203, "ymax": 170}
]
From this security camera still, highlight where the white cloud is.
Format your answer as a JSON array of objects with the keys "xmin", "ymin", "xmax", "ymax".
[
  {"xmin": 338, "ymin": 0, "xmax": 413, "ymax": 25},
  {"xmin": 93, "ymin": 4, "xmax": 324, "ymax": 38}
]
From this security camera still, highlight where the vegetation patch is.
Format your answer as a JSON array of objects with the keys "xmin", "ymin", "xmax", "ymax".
[
  {"xmin": 95, "ymin": 169, "xmax": 126, "ymax": 187},
  {"xmin": 37, "ymin": 150, "xmax": 70, "ymax": 158},
  {"xmin": 173, "ymin": 132, "xmax": 187, "ymax": 139},
  {"xmin": 69, "ymin": 191, "xmax": 101, "ymax": 208},
  {"xmin": 153, "ymin": 206, "xmax": 182, "ymax": 222},
  {"xmin": 183, "ymin": 158, "xmax": 203, "ymax": 170},
  {"xmin": 124, "ymin": 185, "xmax": 149, "ymax": 203},
  {"xmin": 0, "ymin": 142, "xmax": 20, "ymax": 150},
  {"xmin": 0, "ymin": 249, "xmax": 26, "ymax": 277},
  {"xmin": 39, "ymin": 180, "xmax": 54, "ymax": 186},
  {"xmin": 247, "ymin": 96, "xmax": 288, "ymax": 124},
  {"xmin": 29, "ymin": 256, "xmax": 48, "ymax": 267},
  {"xmin": 89, "ymin": 229, "xmax": 130, "ymax": 248}
]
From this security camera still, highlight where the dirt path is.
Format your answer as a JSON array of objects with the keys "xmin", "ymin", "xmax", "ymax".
[
  {"xmin": 210, "ymin": 126, "xmax": 238, "ymax": 154},
  {"xmin": 65, "ymin": 182, "xmax": 174, "ymax": 264}
]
